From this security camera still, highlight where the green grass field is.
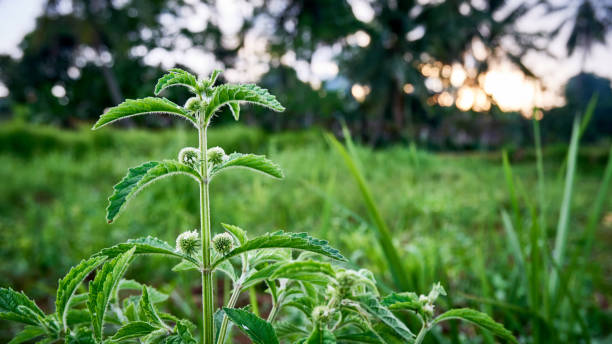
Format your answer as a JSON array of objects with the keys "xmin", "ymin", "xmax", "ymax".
[{"xmin": 1, "ymin": 122, "xmax": 610, "ymax": 342}]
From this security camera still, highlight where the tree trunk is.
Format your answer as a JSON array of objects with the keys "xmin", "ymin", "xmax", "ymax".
[
  {"xmin": 392, "ymin": 83, "xmax": 404, "ymax": 135},
  {"xmin": 100, "ymin": 63, "xmax": 123, "ymax": 105}
]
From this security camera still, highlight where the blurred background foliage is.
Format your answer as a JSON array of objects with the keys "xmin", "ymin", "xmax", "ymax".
[{"xmin": 0, "ymin": 0, "xmax": 611, "ymax": 342}]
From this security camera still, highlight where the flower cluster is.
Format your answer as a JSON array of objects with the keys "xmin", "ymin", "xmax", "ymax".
[
  {"xmin": 207, "ymin": 147, "xmax": 226, "ymax": 165},
  {"xmin": 418, "ymin": 282, "xmax": 446, "ymax": 318},
  {"xmin": 212, "ymin": 232, "xmax": 234, "ymax": 255},
  {"xmin": 176, "ymin": 230, "xmax": 200, "ymax": 256},
  {"xmin": 178, "ymin": 147, "xmax": 200, "ymax": 169}
]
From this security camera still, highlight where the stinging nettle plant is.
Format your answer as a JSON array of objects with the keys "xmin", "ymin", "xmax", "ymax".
[{"xmin": 1, "ymin": 68, "xmax": 518, "ymax": 344}]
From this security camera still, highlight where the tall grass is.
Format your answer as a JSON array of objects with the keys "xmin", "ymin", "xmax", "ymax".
[
  {"xmin": 325, "ymin": 131, "xmax": 410, "ymax": 290},
  {"xmin": 497, "ymin": 98, "xmax": 612, "ymax": 342}
]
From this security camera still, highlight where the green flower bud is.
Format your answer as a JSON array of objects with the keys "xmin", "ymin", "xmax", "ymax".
[
  {"xmin": 184, "ymin": 97, "xmax": 201, "ymax": 112},
  {"xmin": 176, "ymin": 230, "xmax": 200, "ymax": 256},
  {"xmin": 335, "ymin": 270, "xmax": 359, "ymax": 297},
  {"xmin": 311, "ymin": 305, "xmax": 331, "ymax": 323},
  {"xmin": 178, "ymin": 147, "xmax": 200, "ymax": 169},
  {"xmin": 212, "ymin": 232, "xmax": 234, "ymax": 255},
  {"xmin": 207, "ymin": 147, "xmax": 226, "ymax": 165}
]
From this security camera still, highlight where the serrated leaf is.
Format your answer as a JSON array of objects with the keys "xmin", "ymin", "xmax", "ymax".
[
  {"xmin": 205, "ymin": 84, "xmax": 285, "ymax": 120},
  {"xmin": 172, "ymin": 260, "xmax": 199, "ymax": 272},
  {"xmin": 285, "ymin": 296, "xmax": 317, "ymax": 318},
  {"xmin": 381, "ymin": 292, "xmax": 421, "ymax": 311},
  {"xmin": 106, "ymin": 160, "xmax": 200, "ymax": 223},
  {"xmin": 66, "ymin": 309, "xmax": 91, "ymax": 327},
  {"xmin": 228, "ymin": 102, "xmax": 240, "ymax": 120},
  {"xmin": 274, "ymin": 321, "xmax": 308, "ymax": 341},
  {"xmin": 212, "ymin": 231, "xmax": 346, "ymax": 269},
  {"xmin": 7, "ymin": 325, "xmax": 45, "ymax": 344},
  {"xmin": 66, "ymin": 327, "xmax": 96, "ymax": 344},
  {"xmin": 223, "ymin": 308, "xmax": 279, "ymax": 344},
  {"xmin": 433, "ymin": 308, "xmax": 517, "ymax": 344},
  {"xmin": 353, "ymin": 294, "xmax": 415, "ymax": 342},
  {"xmin": 243, "ymin": 261, "xmax": 334, "ymax": 290},
  {"xmin": 0, "ymin": 288, "xmax": 46, "ymax": 326},
  {"xmin": 306, "ymin": 324, "xmax": 336, "ymax": 344},
  {"xmin": 215, "ymin": 260, "xmax": 237, "ymax": 282},
  {"xmin": 88, "ymin": 247, "xmax": 136, "ymax": 342},
  {"xmin": 112, "ymin": 321, "xmax": 158, "ymax": 341},
  {"xmin": 154, "ymin": 69, "xmax": 198, "ymax": 95},
  {"xmin": 56, "ymin": 256, "xmax": 106, "ymax": 329},
  {"xmin": 210, "ymin": 153, "xmax": 284, "ymax": 180},
  {"xmin": 221, "ymin": 223, "xmax": 247, "ymax": 245},
  {"xmin": 118, "ymin": 280, "xmax": 168, "ymax": 303},
  {"xmin": 94, "ymin": 236, "xmax": 199, "ymax": 266},
  {"xmin": 138, "ymin": 286, "xmax": 164, "ymax": 327},
  {"xmin": 92, "ymin": 97, "xmax": 196, "ymax": 129},
  {"xmin": 250, "ymin": 248, "xmax": 292, "ymax": 266}
]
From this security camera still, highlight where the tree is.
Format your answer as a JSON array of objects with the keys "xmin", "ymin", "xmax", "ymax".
[
  {"xmin": 0, "ymin": 0, "xmax": 227, "ymax": 125},
  {"xmin": 245, "ymin": 0, "xmax": 543, "ymax": 144},
  {"xmin": 547, "ymin": 0, "xmax": 612, "ymax": 70}
]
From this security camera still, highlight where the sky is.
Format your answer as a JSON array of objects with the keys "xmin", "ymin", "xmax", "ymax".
[{"xmin": 0, "ymin": 0, "xmax": 611, "ymax": 112}]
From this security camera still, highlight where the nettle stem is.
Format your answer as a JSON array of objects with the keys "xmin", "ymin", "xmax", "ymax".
[
  {"xmin": 216, "ymin": 283, "xmax": 242, "ymax": 344},
  {"xmin": 414, "ymin": 323, "xmax": 429, "ymax": 344},
  {"xmin": 198, "ymin": 114, "xmax": 214, "ymax": 344}
]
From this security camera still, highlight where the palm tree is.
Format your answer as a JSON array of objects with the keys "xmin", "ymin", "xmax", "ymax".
[{"xmin": 547, "ymin": 0, "xmax": 611, "ymax": 70}]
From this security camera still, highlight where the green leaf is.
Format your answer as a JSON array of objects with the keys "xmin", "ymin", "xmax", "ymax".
[
  {"xmin": 92, "ymin": 97, "xmax": 196, "ymax": 129},
  {"xmin": 56, "ymin": 256, "xmax": 106, "ymax": 329},
  {"xmin": 205, "ymin": 84, "xmax": 285, "ymax": 120},
  {"xmin": 138, "ymin": 286, "xmax": 165, "ymax": 327},
  {"xmin": 381, "ymin": 292, "xmax": 421, "ymax": 311},
  {"xmin": 215, "ymin": 260, "xmax": 237, "ymax": 282},
  {"xmin": 433, "ymin": 308, "xmax": 517, "ymax": 344},
  {"xmin": 106, "ymin": 160, "xmax": 200, "ymax": 223},
  {"xmin": 172, "ymin": 260, "xmax": 200, "ymax": 272},
  {"xmin": 94, "ymin": 236, "xmax": 199, "ymax": 266},
  {"xmin": 306, "ymin": 324, "xmax": 336, "ymax": 344},
  {"xmin": 243, "ymin": 260, "xmax": 334, "ymax": 290},
  {"xmin": 221, "ymin": 223, "xmax": 247, "ymax": 245},
  {"xmin": 154, "ymin": 69, "xmax": 198, "ymax": 95},
  {"xmin": 65, "ymin": 309, "xmax": 91, "ymax": 327},
  {"xmin": 117, "ymin": 280, "xmax": 168, "ymax": 303},
  {"xmin": 66, "ymin": 327, "xmax": 96, "ymax": 344},
  {"xmin": 212, "ymin": 231, "xmax": 346, "ymax": 269},
  {"xmin": 223, "ymin": 308, "xmax": 279, "ymax": 344},
  {"xmin": 0, "ymin": 288, "xmax": 46, "ymax": 326},
  {"xmin": 8, "ymin": 326, "xmax": 45, "ymax": 344},
  {"xmin": 88, "ymin": 247, "xmax": 136, "ymax": 342},
  {"xmin": 229, "ymin": 102, "xmax": 240, "ymax": 120},
  {"xmin": 210, "ymin": 153, "xmax": 284, "ymax": 180},
  {"xmin": 112, "ymin": 321, "xmax": 158, "ymax": 341},
  {"xmin": 353, "ymin": 294, "xmax": 415, "ymax": 341}
]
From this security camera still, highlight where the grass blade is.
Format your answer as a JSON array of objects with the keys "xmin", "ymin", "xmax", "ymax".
[
  {"xmin": 500, "ymin": 210, "xmax": 525, "ymax": 272},
  {"xmin": 532, "ymin": 114, "xmax": 546, "ymax": 233},
  {"xmin": 583, "ymin": 144, "xmax": 612, "ymax": 258},
  {"xmin": 549, "ymin": 116, "xmax": 580, "ymax": 297},
  {"xmin": 325, "ymin": 132, "xmax": 409, "ymax": 290},
  {"xmin": 502, "ymin": 150, "xmax": 521, "ymax": 229}
]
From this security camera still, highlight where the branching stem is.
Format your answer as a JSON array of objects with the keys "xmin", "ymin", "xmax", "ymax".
[{"xmin": 216, "ymin": 282, "xmax": 243, "ymax": 344}]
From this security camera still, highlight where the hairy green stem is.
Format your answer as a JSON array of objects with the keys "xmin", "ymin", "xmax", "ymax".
[
  {"xmin": 414, "ymin": 324, "xmax": 429, "ymax": 344},
  {"xmin": 249, "ymin": 286, "xmax": 260, "ymax": 316},
  {"xmin": 199, "ymin": 117, "xmax": 214, "ymax": 344},
  {"xmin": 267, "ymin": 295, "xmax": 280, "ymax": 323},
  {"xmin": 216, "ymin": 283, "xmax": 242, "ymax": 344}
]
